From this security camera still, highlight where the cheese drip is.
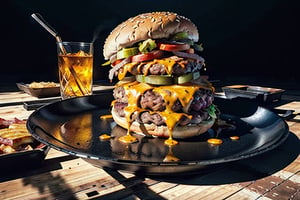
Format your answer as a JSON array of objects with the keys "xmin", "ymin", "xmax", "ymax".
[
  {"xmin": 116, "ymin": 81, "xmax": 213, "ymax": 145},
  {"xmin": 152, "ymin": 84, "xmax": 197, "ymax": 145},
  {"xmin": 118, "ymin": 82, "xmax": 152, "ymax": 144}
]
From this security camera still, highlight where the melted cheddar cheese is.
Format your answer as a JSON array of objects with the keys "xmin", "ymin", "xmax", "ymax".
[{"xmin": 116, "ymin": 81, "xmax": 214, "ymax": 145}]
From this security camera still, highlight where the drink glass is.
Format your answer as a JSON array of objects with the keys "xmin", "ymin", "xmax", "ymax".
[{"xmin": 57, "ymin": 42, "xmax": 93, "ymax": 99}]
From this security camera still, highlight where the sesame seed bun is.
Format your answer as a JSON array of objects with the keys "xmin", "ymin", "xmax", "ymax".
[{"xmin": 103, "ymin": 11, "xmax": 199, "ymax": 60}]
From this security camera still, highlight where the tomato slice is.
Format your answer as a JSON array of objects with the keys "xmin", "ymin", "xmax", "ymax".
[
  {"xmin": 131, "ymin": 50, "xmax": 163, "ymax": 62},
  {"xmin": 112, "ymin": 59, "xmax": 122, "ymax": 66},
  {"xmin": 158, "ymin": 42, "xmax": 190, "ymax": 51}
]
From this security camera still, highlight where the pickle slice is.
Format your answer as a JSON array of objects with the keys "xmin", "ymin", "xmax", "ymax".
[
  {"xmin": 117, "ymin": 47, "xmax": 139, "ymax": 59},
  {"xmin": 170, "ymin": 32, "xmax": 195, "ymax": 45},
  {"xmin": 193, "ymin": 43, "xmax": 204, "ymax": 52},
  {"xmin": 136, "ymin": 74, "xmax": 173, "ymax": 85},
  {"xmin": 175, "ymin": 72, "xmax": 200, "ymax": 84},
  {"xmin": 136, "ymin": 72, "xmax": 200, "ymax": 85},
  {"xmin": 171, "ymin": 32, "xmax": 189, "ymax": 41},
  {"xmin": 139, "ymin": 39, "xmax": 157, "ymax": 53}
]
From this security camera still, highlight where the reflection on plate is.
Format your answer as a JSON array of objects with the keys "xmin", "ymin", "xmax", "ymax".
[
  {"xmin": 27, "ymin": 94, "xmax": 289, "ymax": 175},
  {"xmin": 17, "ymin": 82, "xmax": 60, "ymax": 98}
]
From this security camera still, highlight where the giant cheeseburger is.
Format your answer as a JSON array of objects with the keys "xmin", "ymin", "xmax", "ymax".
[{"xmin": 103, "ymin": 11, "xmax": 217, "ymax": 145}]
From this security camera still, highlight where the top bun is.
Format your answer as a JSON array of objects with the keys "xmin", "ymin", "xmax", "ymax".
[{"xmin": 103, "ymin": 11, "xmax": 199, "ymax": 60}]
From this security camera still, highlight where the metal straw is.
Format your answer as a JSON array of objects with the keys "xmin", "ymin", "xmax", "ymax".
[
  {"xmin": 31, "ymin": 13, "xmax": 66, "ymax": 54},
  {"xmin": 31, "ymin": 13, "xmax": 88, "ymax": 96}
]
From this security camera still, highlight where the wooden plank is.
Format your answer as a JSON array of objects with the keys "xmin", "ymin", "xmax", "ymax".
[
  {"xmin": 226, "ymin": 188, "xmax": 261, "ymax": 200},
  {"xmin": 264, "ymin": 178, "xmax": 300, "ymax": 200},
  {"xmin": 157, "ymin": 184, "xmax": 198, "ymax": 199},
  {"xmin": 184, "ymin": 185, "xmax": 244, "ymax": 200},
  {"xmin": 158, "ymin": 184, "xmax": 243, "ymax": 200},
  {"xmin": 276, "ymin": 101, "xmax": 300, "ymax": 112},
  {"xmin": 0, "ymin": 105, "xmax": 33, "ymax": 120},
  {"xmin": 1, "ymin": 159, "xmax": 119, "ymax": 199},
  {"xmin": 0, "ymin": 86, "xmax": 113, "ymax": 106},
  {"xmin": 148, "ymin": 181, "xmax": 178, "ymax": 193},
  {"xmin": 46, "ymin": 148, "xmax": 69, "ymax": 159},
  {"xmin": 289, "ymin": 122, "xmax": 300, "ymax": 138},
  {"xmin": 289, "ymin": 172, "xmax": 300, "ymax": 184},
  {"xmin": 0, "ymin": 92, "xmax": 37, "ymax": 104},
  {"xmin": 230, "ymin": 173, "xmax": 300, "ymax": 200}
]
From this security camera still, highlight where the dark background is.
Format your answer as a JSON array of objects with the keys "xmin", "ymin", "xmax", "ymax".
[{"xmin": 1, "ymin": 0, "xmax": 299, "ymax": 91}]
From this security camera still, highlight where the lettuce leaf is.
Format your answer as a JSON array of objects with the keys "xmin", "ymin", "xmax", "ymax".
[{"xmin": 207, "ymin": 104, "xmax": 217, "ymax": 119}]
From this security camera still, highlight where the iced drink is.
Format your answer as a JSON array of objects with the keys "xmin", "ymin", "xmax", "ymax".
[{"xmin": 57, "ymin": 42, "xmax": 93, "ymax": 99}]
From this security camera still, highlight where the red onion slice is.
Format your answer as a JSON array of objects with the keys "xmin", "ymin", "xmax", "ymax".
[
  {"xmin": 172, "ymin": 51, "xmax": 205, "ymax": 63},
  {"xmin": 108, "ymin": 57, "xmax": 131, "ymax": 81}
]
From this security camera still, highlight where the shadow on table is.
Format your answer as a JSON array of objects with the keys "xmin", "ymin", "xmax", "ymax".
[
  {"xmin": 145, "ymin": 132, "xmax": 299, "ymax": 185},
  {"xmin": 0, "ymin": 154, "xmax": 76, "ymax": 182},
  {"xmin": 22, "ymin": 172, "xmax": 78, "ymax": 200}
]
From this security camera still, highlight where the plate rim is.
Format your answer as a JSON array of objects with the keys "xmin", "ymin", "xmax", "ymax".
[{"xmin": 27, "ymin": 94, "xmax": 290, "ymax": 167}]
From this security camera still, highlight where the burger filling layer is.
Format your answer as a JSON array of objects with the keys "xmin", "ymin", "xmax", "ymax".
[
  {"xmin": 117, "ymin": 55, "xmax": 203, "ymax": 80},
  {"xmin": 112, "ymin": 82, "xmax": 215, "ymax": 129}
]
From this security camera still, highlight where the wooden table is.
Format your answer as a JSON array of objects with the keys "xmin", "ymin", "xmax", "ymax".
[{"xmin": 0, "ymin": 90, "xmax": 299, "ymax": 200}]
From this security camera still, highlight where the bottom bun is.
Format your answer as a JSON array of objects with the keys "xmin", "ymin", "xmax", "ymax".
[{"xmin": 111, "ymin": 107, "xmax": 215, "ymax": 139}]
